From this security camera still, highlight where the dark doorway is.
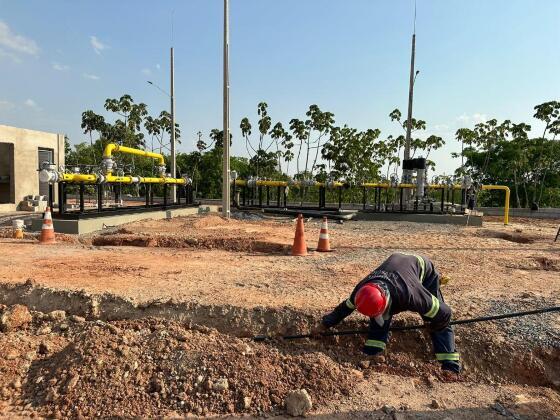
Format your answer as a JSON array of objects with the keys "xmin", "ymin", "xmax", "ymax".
[{"xmin": 0, "ymin": 143, "xmax": 14, "ymax": 204}]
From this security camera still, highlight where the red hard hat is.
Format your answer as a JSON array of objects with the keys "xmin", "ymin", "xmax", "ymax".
[{"xmin": 355, "ymin": 283, "xmax": 387, "ymax": 318}]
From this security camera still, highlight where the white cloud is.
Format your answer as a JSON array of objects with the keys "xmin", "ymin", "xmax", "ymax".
[
  {"xmin": 141, "ymin": 68, "xmax": 152, "ymax": 75},
  {"xmin": 0, "ymin": 21, "xmax": 39, "ymax": 56},
  {"xmin": 52, "ymin": 62, "xmax": 69, "ymax": 71},
  {"xmin": 0, "ymin": 48, "xmax": 21, "ymax": 63},
  {"xmin": 457, "ymin": 113, "xmax": 487, "ymax": 126},
  {"xmin": 0, "ymin": 100, "xmax": 15, "ymax": 111},
  {"xmin": 83, "ymin": 73, "xmax": 100, "ymax": 80},
  {"xmin": 90, "ymin": 35, "xmax": 108, "ymax": 55},
  {"xmin": 156, "ymin": 63, "xmax": 161, "ymax": 70},
  {"xmin": 24, "ymin": 99, "xmax": 38, "ymax": 108},
  {"xmin": 433, "ymin": 124, "xmax": 449, "ymax": 131}
]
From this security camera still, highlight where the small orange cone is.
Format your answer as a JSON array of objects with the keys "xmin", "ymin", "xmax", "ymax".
[
  {"xmin": 12, "ymin": 220, "xmax": 24, "ymax": 239},
  {"xmin": 39, "ymin": 207, "xmax": 56, "ymax": 245},
  {"xmin": 316, "ymin": 216, "xmax": 332, "ymax": 252},
  {"xmin": 291, "ymin": 214, "xmax": 308, "ymax": 256}
]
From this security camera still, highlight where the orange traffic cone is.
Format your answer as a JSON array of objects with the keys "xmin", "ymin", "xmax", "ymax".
[
  {"xmin": 291, "ymin": 214, "xmax": 308, "ymax": 256},
  {"xmin": 39, "ymin": 207, "xmax": 56, "ymax": 245},
  {"xmin": 316, "ymin": 216, "xmax": 332, "ymax": 252}
]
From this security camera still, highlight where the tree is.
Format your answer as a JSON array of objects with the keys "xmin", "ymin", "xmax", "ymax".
[
  {"xmin": 289, "ymin": 105, "xmax": 334, "ymax": 179},
  {"xmin": 387, "ymin": 109, "xmax": 445, "ymax": 174},
  {"xmin": 322, "ymin": 126, "xmax": 383, "ymax": 184},
  {"xmin": 532, "ymin": 101, "xmax": 560, "ymax": 203},
  {"xmin": 240, "ymin": 102, "xmax": 281, "ymax": 177}
]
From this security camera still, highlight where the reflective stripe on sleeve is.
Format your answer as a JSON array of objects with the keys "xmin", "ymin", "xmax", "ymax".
[
  {"xmin": 423, "ymin": 294, "xmax": 440, "ymax": 318},
  {"xmin": 415, "ymin": 255, "xmax": 425, "ymax": 282},
  {"xmin": 400, "ymin": 253, "xmax": 426, "ymax": 282},
  {"xmin": 365, "ymin": 339, "xmax": 386, "ymax": 349},
  {"xmin": 436, "ymin": 352, "xmax": 460, "ymax": 361},
  {"xmin": 345, "ymin": 298, "xmax": 355, "ymax": 310}
]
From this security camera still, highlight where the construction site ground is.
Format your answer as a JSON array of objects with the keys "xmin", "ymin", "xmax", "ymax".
[{"xmin": 0, "ymin": 213, "xmax": 559, "ymax": 419}]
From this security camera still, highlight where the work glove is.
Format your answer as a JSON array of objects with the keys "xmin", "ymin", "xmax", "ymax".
[{"xmin": 441, "ymin": 361, "xmax": 461, "ymax": 374}]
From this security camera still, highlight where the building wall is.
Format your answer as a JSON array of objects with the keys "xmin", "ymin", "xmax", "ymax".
[{"xmin": 0, "ymin": 124, "xmax": 65, "ymax": 211}]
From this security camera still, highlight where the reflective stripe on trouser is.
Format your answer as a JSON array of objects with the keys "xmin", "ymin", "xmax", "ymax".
[
  {"xmin": 436, "ymin": 352, "xmax": 460, "ymax": 361},
  {"xmin": 365, "ymin": 316, "xmax": 392, "ymax": 352},
  {"xmin": 423, "ymin": 294, "xmax": 440, "ymax": 318},
  {"xmin": 365, "ymin": 339, "xmax": 386, "ymax": 350},
  {"xmin": 431, "ymin": 323, "xmax": 459, "ymax": 364},
  {"xmin": 345, "ymin": 298, "xmax": 355, "ymax": 309}
]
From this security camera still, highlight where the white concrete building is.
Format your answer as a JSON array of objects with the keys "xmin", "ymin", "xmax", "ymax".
[{"xmin": 0, "ymin": 124, "xmax": 65, "ymax": 211}]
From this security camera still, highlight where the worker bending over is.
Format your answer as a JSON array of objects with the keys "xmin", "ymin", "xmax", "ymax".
[{"xmin": 315, "ymin": 252, "xmax": 460, "ymax": 373}]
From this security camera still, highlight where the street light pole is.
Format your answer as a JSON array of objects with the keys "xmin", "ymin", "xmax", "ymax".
[
  {"xmin": 403, "ymin": 32, "xmax": 416, "ymax": 187},
  {"xmin": 170, "ymin": 47, "xmax": 176, "ymax": 203},
  {"xmin": 222, "ymin": 0, "xmax": 231, "ymax": 218}
]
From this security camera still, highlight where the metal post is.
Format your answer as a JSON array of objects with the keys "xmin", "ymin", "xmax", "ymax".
[
  {"xmin": 48, "ymin": 184, "xmax": 54, "ymax": 212},
  {"xmin": 242, "ymin": 187, "xmax": 246, "ymax": 206},
  {"xmin": 163, "ymin": 183, "xmax": 168, "ymax": 209},
  {"xmin": 221, "ymin": 0, "xmax": 231, "ymax": 218},
  {"xmin": 258, "ymin": 186, "xmax": 263, "ymax": 207},
  {"xmin": 79, "ymin": 183, "xmax": 85, "ymax": 213},
  {"xmin": 266, "ymin": 186, "xmax": 270, "ymax": 206},
  {"xmin": 362, "ymin": 187, "xmax": 367, "ymax": 210},
  {"xmin": 58, "ymin": 182, "xmax": 65, "ymax": 215},
  {"xmin": 146, "ymin": 184, "xmax": 150, "ymax": 207},
  {"xmin": 338, "ymin": 188, "xmax": 342, "ymax": 210},
  {"xmin": 402, "ymin": 31, "xmax": 417, "ymax": 193},
  {"xmin": 399, "ymin": 188, "xmax": 404, "ymax": 212},
  {"xmin": 377, "ymin": 187, "xmax": 382, "ymax": 211},
  {"xmin": 277, "ymin": 186, "xmax": 281, "ymax": 207},
  {"xmin": 170, "ymin": 47, "xmax": 176, "ymax": 203},
  {"xmin": 97, "ymin": 184, "xmax": 103, "ymax": 212},
  {"xmin": 440, "ymin": 188, "xmax": 445, "ymax": 213},
  {"xmin": 451, "ymin": 187, "xmax": 455, "ymax": 208}
]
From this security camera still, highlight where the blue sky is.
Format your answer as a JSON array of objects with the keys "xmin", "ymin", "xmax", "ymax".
[{"xmin": 1, "ymin": 0, "xmax": 559, "ymax": 176}]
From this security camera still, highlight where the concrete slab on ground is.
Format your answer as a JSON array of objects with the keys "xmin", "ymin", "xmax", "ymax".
[{"xmin": 29, "ymin": 205, "xmax": 219, "ymax": 234}]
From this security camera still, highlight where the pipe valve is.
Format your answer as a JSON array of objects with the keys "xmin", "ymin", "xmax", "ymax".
[{"xmin": 102, "ymin": 157, "xmax": 115, "ymax": 174}]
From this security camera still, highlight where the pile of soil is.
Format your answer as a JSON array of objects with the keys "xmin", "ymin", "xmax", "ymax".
[
  {"xmin": 25, "ymin": 318, "xmax": 354, "ymax": 418},
  {"xmin": 507, "ymin": 256, "xmax": 560, "ymax": 272},
  {"xmin": 89, "ymin": 215, "xmax": 294, "ymax": 253},
  {"xmin": 477, "ymin": 229, "xmax": 537, "ymax": 244}
]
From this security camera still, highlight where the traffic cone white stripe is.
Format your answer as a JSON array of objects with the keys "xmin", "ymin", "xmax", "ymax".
[
  {"xmin": 39, "ymin": 206, "xmax": 56, "ymax": 244},
  {"xmin": 316, "ymin": 216, "xmax": 332, "ymax": 252}
]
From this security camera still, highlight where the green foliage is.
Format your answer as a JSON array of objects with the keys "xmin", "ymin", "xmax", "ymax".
[
  {"xmin": 68, "ymin": 96, "xmax": 560, "ymax": 207},
  {"xmin": 455, "ymin": 101, "xmax": 560, "ymax": 207}
]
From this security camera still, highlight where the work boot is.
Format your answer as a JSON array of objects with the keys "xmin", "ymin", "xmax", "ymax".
[{"xmin": 441, "ymin": 360, "xmax": 461, "ymax": 374}]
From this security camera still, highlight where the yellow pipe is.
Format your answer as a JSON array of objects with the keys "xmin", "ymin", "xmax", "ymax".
[
  {"xmin": 234, "ymin": 179, "xmax": 344, "ymax": 188},
  {"xmin": 103, "ymin": 143, "xmax": 166, "ymax": 166},
  {"xmin": 481, "ymin": 185, "xmax": 510, "ymax": 225},
  {"xmin": 61, "ymin": 173, "xmax": 97, "ymax": 183},
  {"xmin": 60, "ymin": 173, "xmax": 185, "ymax": 185},
  {"xmin": 361, "ymin": 183, "xmax": 390, "ymax": 188}
]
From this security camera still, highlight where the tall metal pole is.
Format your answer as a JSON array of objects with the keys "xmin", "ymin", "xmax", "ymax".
[
  {"xmin": 222, "ymin": 0, "xmax": 231, "ymax": 218},
  {"xmin": 170, "ymin": 47, "xmax": 176, "ymax": 203},
  {"xmin": 403, "ymin": 33, "xmax": 416, "ymax": 186}
]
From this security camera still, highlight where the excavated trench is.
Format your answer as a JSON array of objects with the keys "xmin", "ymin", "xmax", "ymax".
[{"xmin": 1, "ymin": 279, "xmax": 558, "ymax": 395}]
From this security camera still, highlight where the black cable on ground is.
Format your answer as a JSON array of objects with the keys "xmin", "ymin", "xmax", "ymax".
[{"xmin": 253, "ymin": 305, "xmax": 560, "ymax": 342}]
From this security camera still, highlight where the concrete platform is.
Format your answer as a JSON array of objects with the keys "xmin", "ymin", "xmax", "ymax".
[
  {"xmin": 354, "ymin": 211, "xmax": 483, "ymax": 226},
  {"xmin": 30, "ymin": 205, "xmax": 219, "ymax": 234}
]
